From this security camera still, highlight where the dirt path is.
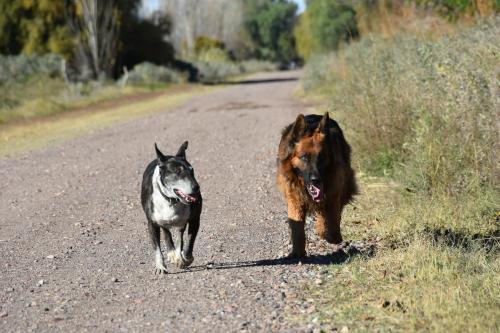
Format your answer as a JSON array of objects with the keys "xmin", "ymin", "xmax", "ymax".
[{"xmin": 0, "ymin": 71, "xmax": 336, "ymax": 332}]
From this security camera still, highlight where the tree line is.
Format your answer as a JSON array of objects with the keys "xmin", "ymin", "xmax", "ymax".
[{"xmin": 0, "ymin": 0, "xmax": 496, "ymax": 80}]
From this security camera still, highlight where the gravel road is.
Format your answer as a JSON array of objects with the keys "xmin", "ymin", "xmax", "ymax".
[{"xmin": 0, "ymin": 71, "xmax": 345, "ymax": 332}]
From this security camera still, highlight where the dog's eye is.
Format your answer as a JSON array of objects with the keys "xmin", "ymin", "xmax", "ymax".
[{"xmin": 300, "ymin": 155, "xmax": 309, "ymax": 162}]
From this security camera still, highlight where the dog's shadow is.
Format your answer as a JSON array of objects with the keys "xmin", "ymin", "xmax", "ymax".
[{"xmin": 171, "ymin": 242, "xmax": 376, "ymax": 274}]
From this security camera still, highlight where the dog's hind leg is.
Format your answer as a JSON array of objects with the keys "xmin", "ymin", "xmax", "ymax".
[
  {"xmin": 323, "ymin": 197, "xmax": 343, "ymax": 244},
  {"xmin": 182, "ymin": 214, "xmax": 200, "ymax": 267},
  {"xmin": 148, "ymin": 221, "xmax": 167, "ymax": 274}
]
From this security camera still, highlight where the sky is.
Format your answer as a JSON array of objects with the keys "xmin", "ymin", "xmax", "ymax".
[{"xmin": 142, "ymin": 0, "xmax": 306, "ymax": 15}]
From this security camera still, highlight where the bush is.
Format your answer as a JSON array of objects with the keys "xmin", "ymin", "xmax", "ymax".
[
  {"xmin": 195, "ymin": 36, "xmax": 225, "ymax": 55},
  {"xmin": 193, "ymin": 59, "xmax": 277, "ymax": 83},
  {"xmin": 193, "ymin": 61, "xmax": 242, "ymax": 83},
  {"xmin": 126, "ymin": 62, "xmax": 184, "ymax": 86},
  {"xmin": 0, "ymin": 54, "xmax": 63, "ymax": 84},
  {"xmin": 295, "ymin": 0, "xmax": 359, "ymax": 60},
  {"xmin": 195, "ymin": 48, "xmax": 231, "ymax": 63},
  {"xmin": 303, "ymin": 18, "xmax": 499, "ymax": 198},
  {"xmin": 239, "ymin": 60, "xmax": 277, "ymax": 73}
]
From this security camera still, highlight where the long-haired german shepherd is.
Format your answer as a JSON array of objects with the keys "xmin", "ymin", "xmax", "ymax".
[{"xmin": 277, "ymin": 112, "xmax": 357, "ymax": 258}]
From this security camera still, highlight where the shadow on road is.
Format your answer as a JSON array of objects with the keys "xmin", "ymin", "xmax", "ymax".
[
  {"xmin": 171, "ymin": 242, "xmax": 376, "ymax": 274},
  {"xmin": 204, "ymin": 77, "xmax": 299, "ymax": 86}
]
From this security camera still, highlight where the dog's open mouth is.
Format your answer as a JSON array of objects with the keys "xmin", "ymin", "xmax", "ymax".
[
  {"xmin": 174, "ymin": 189, "xmax": 197, "ymax": 204},
  {"xmin": 307, "ymin": 184, "xmax": 323, "ymax": 203}
]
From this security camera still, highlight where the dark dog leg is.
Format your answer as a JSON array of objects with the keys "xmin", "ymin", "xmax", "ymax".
[
  {"xmin": 182, "ymin": 216, "xmax": 200, "ymax": 267},
  {"xmin": 169, "ymin": 227, "xmax": 187, "ymax": 268},
  {"xmin": 325, "ymin": 199, "xmax": 343, "ymax": 244},
  {"xmin": 162, "ymin": 228, "xmax": 176, "ymax": 265},
  {"xmin": 148, "ymin": 221, "xmax": 167, "ymax": 274},
  {"xmin": 288, "ymin": 219, "xmax": 306, "ymax": 258}
]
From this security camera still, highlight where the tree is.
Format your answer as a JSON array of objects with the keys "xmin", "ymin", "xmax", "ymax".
[
  {"xmin": 295, "ymin": 0, "xmax": 358, "ymax": 60},
  {"xmin": 66, "ymin": 0, "xmax": 120, "ymax": 79},
  {"xmin": 244, "ymin": 0, "xmax": 298, "ymax": 63},
  {"xmin": 162, "ymin": 0, "xmax": 248, "ymax": 59},
  {"xmin": 0, "ymin": 0, "xmax": 73, "ymax": 57},
  {"xmin": 119, "ymin": 10, "xmax": 175, "ymax": 71}
]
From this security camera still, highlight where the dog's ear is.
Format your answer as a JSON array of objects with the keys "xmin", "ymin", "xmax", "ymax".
[
  {"xmin": 280, "ymin": 114, "xmax": 306, "ymax": 160},
  {"xmin": 316, "ymin": 112, "xmax": 329, "ymax": 135},
  {"xmin": 155, "ymin": 143, "xmax": 166, "ymax": 166},
  {"xmin": 176, "ymin": 141, "xmax": 188, "ymax": 159},
  {"xmin": 291, "ymin": 114, "xmax": 306, "ymax": 142}
]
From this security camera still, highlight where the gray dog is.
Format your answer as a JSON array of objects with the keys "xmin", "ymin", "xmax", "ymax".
[{"xmin": 140, "ymin": 141, "xmax": 202, "ymax": 274}]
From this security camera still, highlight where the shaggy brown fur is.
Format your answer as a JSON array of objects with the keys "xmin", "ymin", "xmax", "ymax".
[{"xmin": 277, "ymin": 112, "xmax": 357, "ymax": 258}]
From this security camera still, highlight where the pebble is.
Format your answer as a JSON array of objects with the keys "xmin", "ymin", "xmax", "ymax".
[
  {"xmin": 37, "ymin": 280, "xmax": 44, "ymax": 287},
  {"xmin": 0, "ymin": 312, "xmax": 8, "ymax": 318},
  {"xmin": 46, "ymin": 255, "xmax": 55, "ymax": 259}
]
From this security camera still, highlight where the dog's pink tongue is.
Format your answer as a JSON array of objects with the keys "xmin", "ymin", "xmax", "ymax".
[
  {"xmin": 309, "ymin": 185, "xmax": 322, "ymax": 202},
  {"xmin": 177, "ymin": 190, "xmax": 197, "ymax": 202}
]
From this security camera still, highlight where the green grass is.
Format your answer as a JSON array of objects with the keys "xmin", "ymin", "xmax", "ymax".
[{"xmin": 295, "ymin": 16, "xmax": 500, "ymax": 333}]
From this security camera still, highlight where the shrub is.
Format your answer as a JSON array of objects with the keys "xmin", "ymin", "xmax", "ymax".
[
  {"xmin": 126, "ymin": 62, "xmax": 184, "ymax": 86},
  {"xmin": 193, "ymin": 61, "xmax": 242, "ymax": 83},
  {"xmin": 303, "ymin": 18, "xmax": 499, "ymax": 197},
  {"xmin": 0, "ymin": 54, "xmax": 63, "ymax": 84},
  {"xmin": 195, "ymin": 47, "xmax": 231, "ymax": 63},
  {"xmin": 195, "ymin": 36, "xmax": 225, "ymax": 55},
  {"xmin": 192, "ymin": 59, "xmax": 277, "ymax": 83},
  {"xmin": 295, "ymin": 0, "xmax": 359, "ymax": 60},
  {"xmin": 239, "ymin": 60, "xmax": 277, "ymax": 73}
]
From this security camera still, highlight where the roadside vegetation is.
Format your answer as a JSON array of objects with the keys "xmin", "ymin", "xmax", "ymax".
[{"xmin": 297, "ymin": 1, "xmax": 499, "ymax": 331}]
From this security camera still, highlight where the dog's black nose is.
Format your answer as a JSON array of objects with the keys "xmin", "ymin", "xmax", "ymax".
[
  {"xmin": 310, "ymin": 174, "xmax": 320, "ymax": 182},
  {"xmin": 192, "ymin": 184, "xmax": 200, "ymax": 193}
]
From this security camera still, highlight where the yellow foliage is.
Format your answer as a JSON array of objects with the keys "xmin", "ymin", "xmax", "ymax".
[{"xmin": 294, "ymin": 11, "xmax": 315, "ymax": 61}]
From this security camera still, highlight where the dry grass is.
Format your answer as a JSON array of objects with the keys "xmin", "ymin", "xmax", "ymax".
[
  {"xmin": 0, "ymin": 86, "xmax": 211, "ymax": 157},
  {"xmin": 297, "ymin": 16, "xmax": 499, "ymax": 333},
  {"xmin": 303, "ymin": 18, "xmax": 499, "ymax": 196},
  {"xmin": 0, "ymin": 76, "xmax": 177, "ymax": 125},
  {"xmin": 293, "ymin": 175, "xmax": 499, "ymax": 332}
]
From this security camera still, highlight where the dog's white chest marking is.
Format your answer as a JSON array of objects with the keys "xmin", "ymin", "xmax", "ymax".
[{"xmin": 151, "ymin": 166, "xmax": 190, "ymax": 227}]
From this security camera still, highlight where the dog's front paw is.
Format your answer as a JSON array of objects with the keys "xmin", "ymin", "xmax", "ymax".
[
  {"xmin": 167, "ymin": 250, "xmax": 187, "ymax": 268},
  {"xmin": 181, "ymin": 252, "xmax": 194, "ymax": 267},
  {"xmin": 325, "ymin": 232, "xmax": 343, "ymax": 245},
  {"xmin": 154, "ymin": 261, "xmax": 168, "ymax": 275},
  {"xmin": 286, "ymin": 250, "xmax": 307, "ymax": 259},
  {"xmin": 154, "ymin": 251, "xmax": 168, "ymax": 274}
]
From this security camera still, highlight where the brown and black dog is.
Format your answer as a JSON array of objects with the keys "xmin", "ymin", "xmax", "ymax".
[{"xmin": 277, "ymin": 112, "xmax": 357, "ymax": 258}]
